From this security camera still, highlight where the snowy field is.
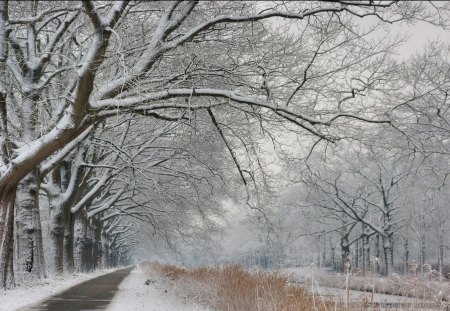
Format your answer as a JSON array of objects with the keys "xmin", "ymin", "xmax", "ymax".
[
  {"xmin": 107, "ymin": 266, "xmax": 208, "ymax": 311},
  {"xmin": 279, "ymin": 267, "xmax": 442, "ymax": 307}
]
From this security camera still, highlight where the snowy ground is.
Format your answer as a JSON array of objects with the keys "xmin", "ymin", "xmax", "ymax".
[
  {"xmin": 1, "ymin": 269, "xmax": 115, "ymax": 311},
  {"xmin": 279, "ymin": 267, "xmax": 440, "ymax": 306},
  {"xmin": 107, "ymin": 266, "xmax": 208, "ymax": 311},
  {"xmin": 310, "ymin": 285, "xmax": 430, "ymax": 304}
]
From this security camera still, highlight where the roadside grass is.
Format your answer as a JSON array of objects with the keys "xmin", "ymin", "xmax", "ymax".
[
  {"xmin": 143, "ymin": 262, "xmax": 332, "ymax": 311},
  {"xmin": 141, "ymin": 261, "xmax": 448, "ymax": 310}
]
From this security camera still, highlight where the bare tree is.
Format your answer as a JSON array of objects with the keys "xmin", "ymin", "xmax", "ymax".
[{"xmin": 0, "ymin": 0, "xmax": 446, "ymax": 288}]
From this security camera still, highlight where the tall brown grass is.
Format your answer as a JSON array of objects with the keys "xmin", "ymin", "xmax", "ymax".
[
  {"xmin": 141, "ymin": 262, "xmax": 447, "ymax": 310},
  {"xmin": 145, "ymin": 262, "xmax": 333, "ymax": 311}
]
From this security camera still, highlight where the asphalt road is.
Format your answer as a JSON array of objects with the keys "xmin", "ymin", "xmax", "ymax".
[{"xmin": 24, "ymin": 266, "xmax": 134, "ymax": 311}]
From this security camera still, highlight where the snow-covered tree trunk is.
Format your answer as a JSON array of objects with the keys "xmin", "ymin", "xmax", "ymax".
[
  {"xmin": 92, "ymin": 219, "xmax": 102, "ymax": 270},
  {"xmin": 341, "ymin": 236, "xmax": 350, "ymax": 273},
  {"xmin": 64, "ymin": 211, "xmax": 75, "ymax": 273},
  {"xmin": 82, "ymin": 235, "xmax": 93, "ymax": 272},
  {"xmin": 73, "ymin": 213, "xmax": 84, "ymax": 272},
  {"xmin": 82, "ymin": 220, "xmax": 94, "ymax": 272},
  {"xmin": 382, "ymin": 235, "xmax": 394, "ymax": 276},
  {"xmin": 0, "ymin": 185, "xmax": 16, "ymax": 289},
  {"xmin": 375, "ymin": 234, "xmax": 381, "ymax": 274},
  {"xmin": 46, "ymin": 147, "xmax": 87, "ymax": 274},
  {"xmin": 361, "ymin": 223, "xmax": 370, "ymax": 274},
  {"xmin": 101, "ymin": 230, "xmax": 109, "ymax": 268},
  {"xmin": 49, "ymin": 199, "xmax": 65, "ymax": 274},
  {"xmin": 15, "ymin": 170, "xmax": 46, "ymax": 278},
  {"xmin": 74, "ymin": 213, "xmax": 95, "ymax": 272}
]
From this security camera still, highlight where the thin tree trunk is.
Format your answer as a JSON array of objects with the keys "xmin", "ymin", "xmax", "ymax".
[
  {"xmin": 419, "ymin": 233, "xmax": 426, "ymax": 275},
  {"xmin": 322, "ymin": 238, "xmax": 326, "ymax": 268},
  {"xmin": 403, "ymin": 238, "xmax": 409, "ymax": 275},
  {"xmin": 331, "ymin": 245, "xmax": 335, "ymax": 271},
  {"xmin": 438, "ymin": 219, "xmax": 445, "ymax": 282},
  {"xmin": 375, "ymin": 234, "xmax": 380, "ymax": 274},
  {"xmin": 0, "ymin": 184, "xmax": 16, "ymax": 289},
  {"xmin": 364, "ymin": 234, "xmax": 370, "ymax": 275}
]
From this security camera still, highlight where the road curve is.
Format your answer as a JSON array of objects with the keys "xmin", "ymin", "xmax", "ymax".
[{"xmin": 22, "ymin": 266, "xmax": 134, "ymax": 311}]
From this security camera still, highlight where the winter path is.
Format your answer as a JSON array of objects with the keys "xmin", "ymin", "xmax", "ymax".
[
  {"xmin": 107, "ymin": 265, "xmax": 208, "ymax": 311},
  {"xmin": 21, "ymin": 267, "xmax": 133, "ymax": 311}
]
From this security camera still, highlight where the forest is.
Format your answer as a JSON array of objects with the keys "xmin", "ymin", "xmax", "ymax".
[{"xmin": 0, "ymin": 0, "xmax": 449, "ymax": 299}]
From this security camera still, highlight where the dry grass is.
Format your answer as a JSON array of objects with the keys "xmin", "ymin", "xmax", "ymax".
[
  {"xmin": 144, "ymin": 262, "xmax": 333, "ymax": 311},
  {"xmin": 140, "ymin": 262, "xmax": 448, "ymax": 311}
]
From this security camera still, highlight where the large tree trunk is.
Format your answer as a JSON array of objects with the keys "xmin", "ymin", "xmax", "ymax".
[
  {"xmin": 382, "ymin": 235, "xmax": 393, "ymax": 276},
  {"xmin": 74, "ymin": 213, "xmax": 93, "ymax": 272},
  {"xmin": 81, "ymin": 220, "xmax": 94, "ymax": 272},
  {"xmin": 92, "ymin": 219, "xmax": 102, "ymax": 270},
  {"xmin": 64, "ymin": 210, "xmax": 75, "ymax": 273},
  {"xmin": 361, "ymin": 223, "xmax": 370, "ymax": 275},
  {"xmin": 101, "ymin": 230, "xmax": 109, "ymax": 268},
  {"xmin": 49, "ymin": 200, "xmax": 65, "ymax": 274},
  {"xmin": 341, "ymin": 237, "xmax": 350, "ymax": 273},
  {"xmin": 15, "ymin": 170, "xmax": 46, "ymax": 278},
  {"xmin": 0, "ymin": 184, "xmax": 16, "ymax": 289}
]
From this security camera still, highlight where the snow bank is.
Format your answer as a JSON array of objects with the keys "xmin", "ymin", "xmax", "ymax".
[{"xmin": 107, "ymin": 266, "xmax": 208, "ymax": 311}]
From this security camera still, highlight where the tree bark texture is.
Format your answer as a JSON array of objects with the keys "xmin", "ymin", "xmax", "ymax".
[
  {"xmin": 0, "ymin": 184, "xmax": 16, "ymax": 289},
  {"xmin": 49, "ymin": 200, "xmax": 65, "ymax": 274},
  {"xmin": 64, "ymin": 210, "xmax": 75, "ymax": 273},
  {"xmin": 15, "ymin": 170, "xmax": 46, "ymax": 278}
]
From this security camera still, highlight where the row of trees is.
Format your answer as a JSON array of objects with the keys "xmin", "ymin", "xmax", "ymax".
[
  {"xmin": 255, "ymin": 46, "xmax": 450, "ymax": 274},
  {"xmin": 214, "ymin": 42, "xmax": 450, "ymax": 278},
  {"xmin": 0, "ymin": 0, "xmax": 448, "ymax": 289}
]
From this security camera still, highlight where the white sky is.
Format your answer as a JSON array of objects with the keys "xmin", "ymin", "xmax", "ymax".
[{"xmin": 354, "ymin": 4, "xmax": 450, "ymax": 60}]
